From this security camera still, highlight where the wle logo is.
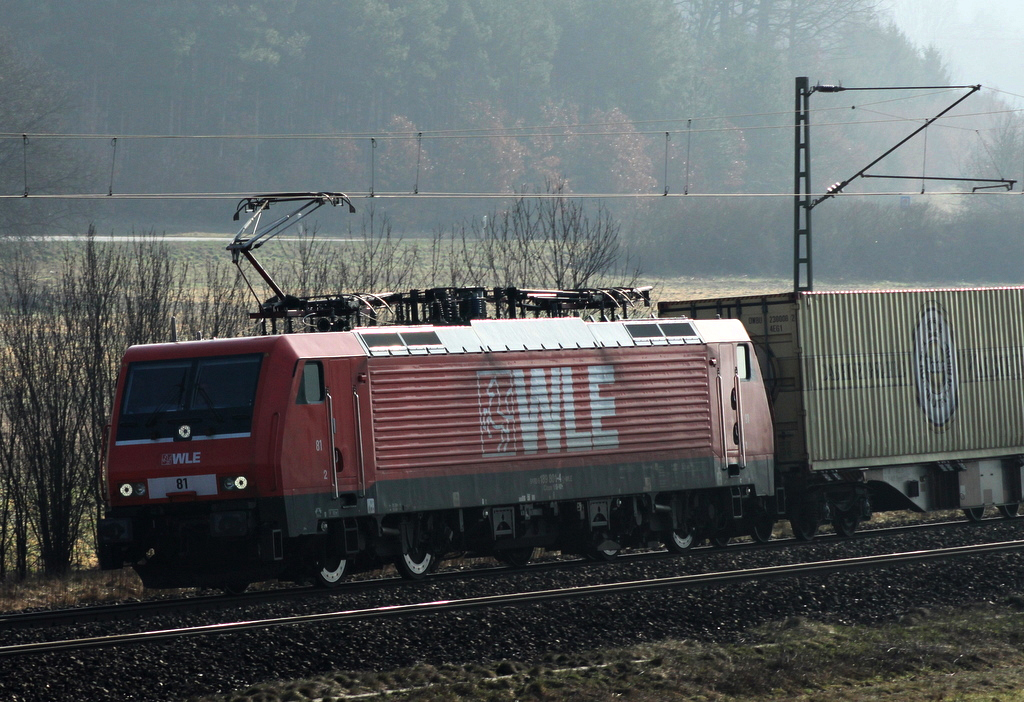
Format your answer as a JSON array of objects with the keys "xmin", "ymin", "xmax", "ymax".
[
  {"xmin": 161, "ymin": 451, "xmax": 202, "ymax": 466},
  {"xmin": 477, "ymin": 365, "xmax": 619, "ymax": 457}
]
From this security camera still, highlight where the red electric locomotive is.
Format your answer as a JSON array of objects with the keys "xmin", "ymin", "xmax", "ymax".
[{"xmin": 98, "ymin": 316, "xmax": 776, "ymax": 590}]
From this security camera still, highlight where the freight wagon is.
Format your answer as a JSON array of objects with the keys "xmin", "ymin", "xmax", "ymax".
[{"xmin": 659, "ymin": 287, "xmax": 1024, "ymax": 538}]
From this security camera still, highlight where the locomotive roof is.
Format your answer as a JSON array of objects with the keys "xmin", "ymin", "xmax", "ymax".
[
  {"xmin": 351, "ymin": 316, "xmax": 749, "ymax": 356},
  {"xmin": 123, "ymin": 316, "xmax": 749, "ymax": 362}
]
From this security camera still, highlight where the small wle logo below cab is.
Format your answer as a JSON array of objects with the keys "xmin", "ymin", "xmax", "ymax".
[{"xmin": 161, "ymin": 451, "xmax": 202, "ymax": 466}]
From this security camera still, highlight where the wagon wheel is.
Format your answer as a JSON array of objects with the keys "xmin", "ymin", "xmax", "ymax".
[
  {"xmin": 789, "ymin": 509, "xmax": 819, "ymax": 541},
  {"xmin": 831, "ymin": 512, "xmax": 860, "ymax": 538},
  {"xmin": 998, "ymin": 503, "xmax": 1020, "ymax": 519},
  {"xmin": 496, "ymin": 546, "xmax": 535, "ymax": 568},
  {"xmin": 665, "ymin": 529, "xmax": 696, "ymax": 553},
  {"xmin": 963, "ymin": 507, "xmax": 986, "ymax": 522},
  {"xmin": 314, "ymin": 552, "xmax": 348, "ymax": 588}
]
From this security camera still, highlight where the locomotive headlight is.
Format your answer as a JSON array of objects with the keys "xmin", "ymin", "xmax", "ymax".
[
  {"xmin": 118, "ymin": 482, "xmax": 147, "ymax": 498},
  {"xmin": 221, "ymin": 475, "xmax": 249, "ymax": 491}
]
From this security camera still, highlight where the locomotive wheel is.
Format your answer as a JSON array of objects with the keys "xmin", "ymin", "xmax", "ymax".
[
  {"xmin": 496, "ymin": 547, "xmax": 535, "ymax": 568},
  {"xmin": 831, "ymin": 513, "xmax": 859, "ymax": 538},
  {"xmin": 588, "ymin": 546, "xmax": 620, "ymax": 561},
  {"xmin": 585, "ymin": 537, "xmax": 621, "ymax": 561},
  {"xmin": 998, "ymin": 503, "xmax": 1020, "ymax": 519},
  {"xmin": 394, "ymin": 550, "xmax": 436, "ymax": 580},
  {"xmin": 222, "ymin": 580, "xmax": 249, "ymax": 595},
  {"xmin": 963, "ymin": 507, "xmax": 985, "ymax": 522},
  {"xmin": 314, "ymin": 554, "xmax": 348, "ymax": 588},
  {"xmin": 709, "ymin": 534, "xmax": 730, "ymax": 548},
  {"xmin": 665, "ymin": 529, "xmax": 695, "ymax": 553},
  {"xmin": 749, "ymin": 516, "xmax": 775, "ymax": 544}
]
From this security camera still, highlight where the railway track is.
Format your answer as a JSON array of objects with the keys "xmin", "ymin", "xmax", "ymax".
[
  {"xmin": 2, "ymin": 513, "xmax": 1016, "ymax": 632},
  {"xmin": 4, "ymin": 535, "xmax": 1023, "ymax": 659}
]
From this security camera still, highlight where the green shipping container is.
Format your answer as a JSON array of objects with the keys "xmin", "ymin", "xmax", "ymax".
[{"xmin": 659, "ymin": 287, "xmax": 1024, "ymax": 474}]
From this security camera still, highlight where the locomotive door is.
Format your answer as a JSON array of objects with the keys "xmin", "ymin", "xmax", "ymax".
[
  {"xmin": 323, "ymin": 359, "xmax": 360, "ymax": 498},
  {"xmin": 716, "ymin": 344, "xmax": 747, "ymax": 471},
  {"xmin": 282, "ymin": 360, "xmax": 335, "ymax": 495}
]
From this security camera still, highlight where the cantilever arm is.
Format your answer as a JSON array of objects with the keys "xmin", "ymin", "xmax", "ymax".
[{"xmin": 809, "ymin": 85, "xmax": 981, "ymax": 209}]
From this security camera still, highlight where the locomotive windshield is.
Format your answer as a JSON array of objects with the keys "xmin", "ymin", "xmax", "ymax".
[{"xmin": 116, "ymin": 354, "xmax": 263, "ymax": 442}]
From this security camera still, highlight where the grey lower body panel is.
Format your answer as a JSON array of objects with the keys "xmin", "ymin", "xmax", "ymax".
[{"xmin": 371, "ymin": 456, "xmax": 773, "ymax": 515}]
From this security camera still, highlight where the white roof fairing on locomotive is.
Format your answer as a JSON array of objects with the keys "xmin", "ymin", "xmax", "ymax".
[{"xmin": 351, "ymin": 316, "xmax": 750, "ymax": 357}]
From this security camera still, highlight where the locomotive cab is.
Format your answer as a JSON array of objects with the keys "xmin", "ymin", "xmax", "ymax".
[{"xmin": 99, "ymin": 339, "xmax": 279, "ymax": 589}]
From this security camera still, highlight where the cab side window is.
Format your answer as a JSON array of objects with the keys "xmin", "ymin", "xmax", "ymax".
[
  {"xmin": 296, "ymin": 361, "xmax": 324, "ymax": 404},
  {"xmin": 737, "ymin": 344, "xmax": 753, "ymax": 381}
]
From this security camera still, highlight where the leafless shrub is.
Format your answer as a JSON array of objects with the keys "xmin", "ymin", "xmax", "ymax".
[{"xmin": 437, "ymin": 178, "xmax": 641, "ymax": 291}]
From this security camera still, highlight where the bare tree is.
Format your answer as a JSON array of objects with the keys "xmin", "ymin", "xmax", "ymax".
[
  {"xmin": 177, "ymin": 258, "xmax": 250, "ymax": 340},
  {"xmin": 0, "ymin": 230, "xmax": 228, "ymax": 579},
  {"xmin": 347, "ymin": 209, "xmax": 420, "ymax": 293},
  {"xmin": 0, "ymin": 255, "xmax": 94, "ymax": 576},
  {"xmin": 453, "ymin": 179, "xmax": 641, "ymax": 290},
  {"xmin": 61, "ymin": 230, "xmax": 129, "ymax": 549},
  {"xmin": 0, "ymin": 373, "xmax": 31, "ymax": 580},
  {"xmin": 121, "ymin": 236, "xmax": 191, "ymax": 347}
]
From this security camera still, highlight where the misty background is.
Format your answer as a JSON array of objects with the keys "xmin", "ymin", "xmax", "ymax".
[{"xmin": 1, "ymin": 0, "xmax": 1022, "ymax": 284}]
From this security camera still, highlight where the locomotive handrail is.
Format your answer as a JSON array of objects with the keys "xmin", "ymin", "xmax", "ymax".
[
  {"xmin": 353, "ymin": 388, "xmax": 366, "ymax": 498},
  {"xmin": 734, "ymin": 370, "xmax": 745, "ymax": 468},
  {"xmin": 716, "ymin": 371, "xmax": 728, "ymax": 468},
  {"xmin": 327, "ymin": 390, "xmax": 339, "ymax": 500}
]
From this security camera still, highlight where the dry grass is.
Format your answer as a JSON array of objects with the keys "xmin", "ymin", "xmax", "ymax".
[
  {"xmin": 648, "ymin": 275, "xmax": 791, "ymax": 302},
  {"xmin": 0, "ymin": 568, "xmax": 148, "ymax": 612},
  {"xmin": 196, "ymin": 602, "xmax": 1024, "ymax": 701}
]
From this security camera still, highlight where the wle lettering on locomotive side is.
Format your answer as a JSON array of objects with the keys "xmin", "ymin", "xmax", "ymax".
[{"xmin": 477, "ymin": 365, "xmax": 619, "ymax": 457}]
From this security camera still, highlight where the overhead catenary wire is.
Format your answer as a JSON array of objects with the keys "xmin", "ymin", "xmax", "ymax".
[
  {"xmin": 3, "ymin": 85, "xmax": 1019, "ymax": 203},
  {"xmin": 2, "ymin": 110, "xmax": 1017, "ymax": 143},
  {"xmin": 0, "ymin": 190, "xmax": 1019, "ymax": 202},
  {"xmin": 2, "ymin": 87, "xmax": 1020, "ymax": 144}
]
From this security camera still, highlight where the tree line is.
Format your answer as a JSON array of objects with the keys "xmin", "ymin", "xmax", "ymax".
[{"xmin": 2, "ymin": 0, "xmax": 983, "ymax": 236}]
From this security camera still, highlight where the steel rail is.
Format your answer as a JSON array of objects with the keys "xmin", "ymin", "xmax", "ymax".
[
  {"xmin": 3, "ymin": 538, "xmax": 1023, "ymax": 658},
  {"xmin": 1, "ymin": 514, "xmax": 1016, "ymax": 630}
]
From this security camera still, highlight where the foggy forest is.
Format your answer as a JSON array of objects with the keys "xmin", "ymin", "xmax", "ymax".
[{"xmin": 2, "ymin": 0, "xmax": 1022, "ymax": 283}]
